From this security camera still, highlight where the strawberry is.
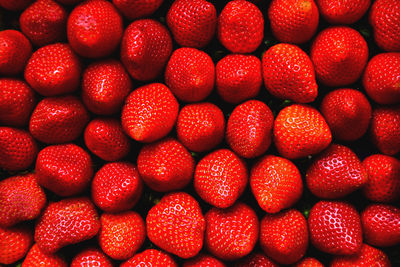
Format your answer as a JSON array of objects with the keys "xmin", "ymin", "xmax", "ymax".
[
  {"xmin": 216, "ymin": 54, "xmax": 262, "ymax": 104},
  {"xmin": 226, "ymin": 100, "xmax": 274, "ymax": 158},
  {"xmin": 217, "ymin": 0, "xmax": 264, "ymax": 53},
  {"xmin": 0, "ymin": 0, "xmax": 33, "ymax": 10},
  {"xmin": 22, "ymin": 244, "xmax": 67, "ymax": 267},
  {"xmin": 268, "ymin": 0, "xmax": 319, "ymax": 44},
  {"xmin": 82, "ymin": 59, "xmax": 132, "ymax": 115},
  {"xmin": 194, "ymin": 149, "xmax": 248, "ymax": 208},
  {"xmin": 308, "ymin": 201, "xmax": 363, "ymax": 255},
  {"xmin": 121, "ymin": 83, "xmax": 179, "ymax": 143},
  {"xmin": 29, "ymin": 96, "xmax": 89, "ymax": 144},
  {"xmin": 0, "ymin": 173, "xmax": 46, "ymax": 227},
  {"xmin": 0, "ymin": 127, "xmax": 38, "ymax": 171},
  {"xmin": 273, "ymin": 104, "xmax": 332, "ymax": 159},
  {"xmin": 91, "ymin": 162, "xmax": 143, "ymax": 213},
  {"xmin": 306, "ymin": 144, "xmax": 368, "ymax": 199},
  {"xmin": 84, "ymin": 118, "xmax": 131, "ymax": 162},
  {"xmin": 320, "ymin": 88, "xmax": 372, "ymax": 141},
  {"xmin": 138, "ymin": 137, "xmax": 194, "ymax": 192},
  {"xmin": 146, "ymin": 192, "xmax": 205, "ymax": 259},
  {"xmin": 235, "ymin": 253, "xmax": 279, "ymax": 267},
  {"xmin": 262, "ymin": 44, "xmax": 318, "ymax": 103},
  {"xmin": 24, "ymin": 43, "xmax": 82, "ymax": 96},
  {"xmin": 330, "ymin": 243, "xmax": 391, "ymax": 267},
  {"xmin": 0, "ymin": 30, "xmax": 32, "ymax": 75},
  {"xmin": 183, "ymin": 254, "xmax": 226, "ymax": 267},
  {"xmin": 35, "ymin": 144, "xmax": 93, "ymax": 196},
  {"xmin": 113, "ymin": 0, "xmax": 163, "ymax": 20},
  {"xmin": 177, "ymin": 102, "xmax": 225, "ymax": 152},
  {"xmin": 0, "ymin": 225, "xmax": 33, "ymax": 265},
  {"xmin": 165, "ymin": 47, "xmax": 215, "ymax": 102},
  {"xmin": 167, "ymin": 0, "xmax": 217, "ymax": 48},
  {"xmin": 67, "ymin": 0, "xmax": 123, "ymax": 58},
  {"xmin": 250, "ymin": 155, "xmax": 303, "ymax": 213},
  {"xmin": 310, "ymin": 26, "xmax": 368, "ymax": 87},
  {"xmin": 316, "ymin": 0, "xmax": 371, "ymax": 24},
  {"xmin": 71, "ymin": 248, "xmax": 113, "ymax": 267},
  {"xmin": 121, "ymin": 249, "xmax": 177, "ymax": 267},
  {"xmin": 99, "ymin": 211, "xmax": 146, "ymax": 260},
  {"xmin": 294, "ymin": 257, "xmax": 324, "ymax": 267},
  {"xmin": 121, "ymin": 19, "xmax": 172, "ymax": 81}
]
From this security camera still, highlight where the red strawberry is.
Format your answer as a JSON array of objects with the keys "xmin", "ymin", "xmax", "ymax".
[
  {"xmin": 273, "ymin": 104, "xmax": 332, "ymax": 159},
  {"xmin": 0, "ymin": 30, "xmax": 32, "ymax": 75},
  {"xmin": 67, "ymin": 0, "xmax": 123, "ymax": 58},
  {"xmin": 147, "ymin": 192, "xmax": 205, "ymax": 259},
  {"xmin": 217, "ymin": 0, "xmax": 264, "ymax": 53},
  {"xmin": 183, "ymin": 254, "xmax": 226, "ymax": 267},
  {"xmin": 308, "ymin": 201, "xmax": 363, "ymax": 255},
  {"xmin": 138, "ymin": 138, "xmax": 194, "ymax": 192},
  {"xmin": 370, "ymin": 106, "xmax": 400, "ymax": 155},
  {"xmin": 294, "ymin": 257, "xmax": 324, "ymax": 267},
  {"xmin": 29, "ymin": 96, "xmax": 89, "ymax": 144},
  {"xmin": 216, "ymin": 54, "xmax": 262, "ymax": 104},
  {"xmin": 177, "ymin": 102, "xmax": 225, "ymax": 152},
  {"xmin": 35, "ymin": 144, "xmax": 93, "ymax": 196},
  {"xmin": 226, "ymin": 100, "xmax": 274, "ymax": 158},
  {"xmin": 0, "ymin": 225, "xmax": 33, "ymax": 265},
  {"xmin": 24, "ymin": 43, "xmax": 81, "ymax": 96},
  {"xmin": 316, "ymin": 0, "xmax": 371, "ymax": 24},
  {"xmin": 250, "ymin": 155, "xmax": 303, "ymax": 213},
  {"xmin": 84, "ymin": 118, "xmax": 131, "ymax": 162},
  {"xmin": 121, "ymin": 83, "xmax": 179, "ymax": 143},
  {"xmin": 262, "ymin": 44, "xmax": 318, "ymax": 103},
  {"xmin": 320, "ymin": 88, "xmax": 372, "ymax": 141},
  {"xmin": 235, "ymin": 253, "xmax": 279, "ymax": 267},
  {"xmin": 121, "ymin": 19, "xmax": 172, "ymax": 81},
  {"xmin": 82, "ymin": 59, "xmax": 132, "ymax": 115},
  {"xmin": 71, "ymin": 248, "xmax": 113, "ymax": 267},
  {"xmin": 268, "ymin": 0, "xmax": 319, "ymax": 44},
  {"xmin": 121, "ymin": 249, "xmax": 177, "ymax": 267},
  {"xmin": 99, "ymin": 211, "xmax": 146, "ymax": 260},
  {"xmin": 330, "ymin": 243, "xmax": 391, "ymax": 267},
  {"xmin": 310, "ymin": 26, "xmax": 368, "ymax": 87},
  {"xmin": 113, "ymin": 0, "xmax": 163, "ymax": 20},
  {"xmin": 0, "ymin": 0, "xmax": 33, "ymax": 10},
  {"xmin": 167, "ymin": 0, "xmax": 217, "ymax": 48},
  {"xmin": 165, "ymin": 47, "xmax": 215, "ymax": 102},
  {"xmin": 22, "ymin": 244, "xmax": 67, "ymax": 267},
  {"xmin": 362, "ymin": 154, "xmax": 400, "ymax": 203}
]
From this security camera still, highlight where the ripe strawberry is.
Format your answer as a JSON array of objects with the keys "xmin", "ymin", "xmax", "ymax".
[
  {"xmin": 330, "ymin": 243, "xmax": 391, "ymax": 267},
  {"xmin": 226, "ymin": 100, "xmax": 274, "ymax": 158},
  {"xmin": 217, "ymin": 0, "xmax": 264, "ymax": 53},
  {"xmin": 121, "ymin": 19, "xmax": 172, "ymax": 81},
  {"xmin": 310, "ymin": 26, "xmax": 368, "ymax": 87},
  {"xmin": 147, "ymin": 192, "xmax": 205, "ymax": 259},
  {"xmin": 268, "ymin": 0, "xmax": 319, "ymax": 44},
  {"xmin": 0, "ymin": 225, "xmax": 33, "ymax": 265},
  {"xmin": 82, "ymin": 59, "xmax": 132, "ymax": 115},
  {"xmin": 121, "ymin": 83, "xmax": 179, "ymax": 143},
  {"xmin": 308, "ymin": 201, "xmax": 362, "ymax": 255},
  {"xmin": 177, "ymin": 102, "xmax": 225, "ymax": 152},
  {"xmin": 113, "ymin": 0, "xmax": 163, "ymax": 20},
  {"xmin": 165, "ymin": 47, "xmax": 215, "ymax": 102},
  {"xmin": 167, "ymin": 0, "xmax": 217, "ymax": 48},
  {"xmin": 84, "ymin": 118, "xmax": 131, "ymax": 162},
  {"xmin": 183, "ymin": 254, "xmax": 226, "ymax": 267},
  {"xmin": 0, "ymin": 30, "xmax": 32, "ymax": 75},
  {"xmin": 316, "ymin": 0, "xmax": 371, "ymax": 24},
  {"xmin": 294, "ymin": 257, "xmax": 324, "ymax": 267},
  {"xmin": 35, "ymin": 144, "xmax": 93, "ymax": 197},
  {"xmin": 262, "ymin": 44, "xmax": 318, "ymax": 103},
  {"xmin": 24, "ymin": 43, "xmax": 81, "ymax": 96},
  {"xmin": 235, "ymin": 253, "xmax": 278, "ymax": 267},
  {"xmin": 71, "ymin": 248, "xmax": 113, "ymax": 267},
  {"xmin": 121, "ymin": 249, "xmax": 177, "ymax": 267},
  {"xmin": 320, "ymin": 88, "xmax": 372, "ymax": 141},
  {"xmin": 0, "ymin": 0, "xmax": 33, "ymax": 10},
  {"xmin": 250, "ymin": 155, "xmax": 303, "ymax": 213},
  {"xmin": 22, "ymin": 244, "xmax": 67, "ymax": 267},
  {"xmin": 29, "ymin": 96, "xmax": 89, "ymax": 144}
]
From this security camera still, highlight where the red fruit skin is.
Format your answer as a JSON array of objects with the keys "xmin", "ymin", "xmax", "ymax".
[
  {"xmin": 362, "ymin": 154, "xmax": 400, "ymax": 203},
  {"xmin": 22, "ymin": 244, "xmax": 67, "ymax": 267},
  {"xmin": 113, "ymin": 0, "xmax": 163, "ymax": 20},
  {"xmin": 216, "ymin": 54, "xmax": 262, "ymax": 104},
  {"xmin": 165, "ymin": 47, "xmax": 215, "ymax": 102},
  {"xmin": 29, "ymin": 96, "xmax": 90, "ymax": 144},
  {"xmin": 262, "ymin": 44, "xmax": 318, "ymax": 103},
  {"xmin": 0, "ymin": 127, "xmax": 38, "ymax": 171},
  {"xmin": 121, "ymin": 19, "xmax": 172, "ymax": 81},
  {"xmin": 0, "ymin": 0, "xmax": 33, "ymax": 10},
  {"xmin": 121, "ymin": 83, "xmax": 179, "ymax": 143},
  {"xmin": 250, "ymin": 155, "xmax": 303, "ymax": 213},
  {"xmin": 217, "ymin": 0, "xmax": 264, "ymax": 53},
  {"xmin": 91, "ymin": 162, "xmax": 143, "ymax": 213},
  {"xmin": 177, "ymin": 102, "xmax": 225, "ymax": 152},
  {"xmin": 330, "ymin": 243, "xmax": 391, "ymax": 267},
  {"xmin": 320, "ymin": 89, "xmax": 372, "ymax": 141},
  {"xmin": 24, "ymin": 43, "xmax": 81, "ymax": 96},
  {"xmin": 308, "ymin": 201, "xmax": 363, "ymax": 255},
  {"xmin": 84, "ymin": 118, "xmax": 131, "ymax": 162},
  {"xmin": 167, "ymin": 0, "xmax": 217, "ymax": 48},
  {"xmin": 294, "ymin": 257, "xmax": 324, "ymax": 267},
  {"xmin": 35, "ymin": 197, "xmax": 100, "ymax": 254},
  {"xmin": 82, "ymin": 59, "xmax": 132, "ymax": 115},
  {"xmin": 35, "ymin": 144, "xmax": 93, "ymax": 197},
  {"xmin": 0, "ymin": 78, "xmax": 35, "ymax": 127},
  {"xmin": 0, "ymin": 225, "xmax": 33, "ymax": 265},
  {"xmin": 0, "ymin": 30, "xmax": 32, "ymax": 75},
  {"xmin": 183, "ymin": 254, "xmax": 226, "ymax": 267},
  {"xmin": 363, "ymin": 53, "xmax": 400, "ymax": 105},
  {"xmin": 310, "ymin": 26, "xmax": 368, "ymax": 87},
  {"xmin": 235, "ymin": 253, "xmax": 279, "ymax": 267},
  {"xmin": 316, "ymin": 0, "xmax": 371, "ymax": 24},
  {"xmin": 121, "ymin": 249, "xmax": 178, "ymax": 267},
  {"xmin": 71, "ymin": 248, "xmax": 113, "ymax": 267},
  {"xmin": 268, "ymin": 0, "xmax": 319, "ymax": 44}
]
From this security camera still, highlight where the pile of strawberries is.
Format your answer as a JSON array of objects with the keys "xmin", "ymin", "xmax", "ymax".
[{"xmin": 0, "ymin": 0, "xmax": 399, "ymax": 266}]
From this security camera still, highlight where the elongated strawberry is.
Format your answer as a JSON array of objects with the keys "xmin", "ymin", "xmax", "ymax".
[
  {"xmin": 0, "ymin": 225, "xmax": 33, "ymax": 265},
  {"xmin": 316, "ymin": 0, "xmax": 371, "ymax": 24},
  {"xmin": 113, "ymin": 0, "xmax": 163, "ymax": 20},
  {"xmin": 235, "ymin": 253, "xmax": 279, "ymax": 267},
  {"xmin": 0, "ymin": 0, "xmax": 33, "ymax": 10},
  {"xmin": 22, "ymin": 243, "xmax": 67, "ymax": 267},
  {"xmin": 121, "ymin": 249, "xmax": 178, "ymax": 267},
  {"xmin": 330, "ymin": 243, "xmax": 391, "ymax": 267},
  {"xmin": 0, "ymin": 30, "xmax": 32, "ymax": 75},
  {"xmin": 294, "ymin": 257, "xmax": 324, "ymax": 267},
  {"xmin": 71, "ymin": 248, "xmax": 113, "ymax": 267},
  {"xmin": 183, "ymin": 254, "xmax": 226, "ymax": 267}
]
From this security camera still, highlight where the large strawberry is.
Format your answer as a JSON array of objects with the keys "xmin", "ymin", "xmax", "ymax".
[
  {"xmin": 370, "ymin": 106, "xmax": 400, "ymax": 155},
  {"xmin": 22, "ymin": 243, "xmax": 67, "ymax": 267},
  {"xmin": 330, "ymin": 243, "xmax": 391, "ymax": 267},
  {"xmin": 294, "ymin": 257, "xmax": 324, "ymax": 267},
  {"xmin": 121, "ymin": 249, "xmax": 177, "ymax": 267},
  {"xmin": 113, "ymin": 0, "xmax": 163, "ymax": 20},
  {"xmin": 0, "ymin": 0, "xmax": 33, "ymax": 10},
  {"xmin": 71, "ymin": 248, "xmax": 113, "ymax": 267},
  {"xmin": 0, "ymin": 225, "xmax": 33, "ymax": 265},
  {"xmin": 316, "ymin": 0, "xmax": 371, "ymax": 24},
  {"xmin": 0, "ymin": 30, "xmax": 32, "ymax": 75},
  {"xmin": 235, "ymin": 253, "xmax": 279, "ymax": 267},
  {"xmin": 183, "ymin": 254, "xmax": 226, "ymax": 267}
]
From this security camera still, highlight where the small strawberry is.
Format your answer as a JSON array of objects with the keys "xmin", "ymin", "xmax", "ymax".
[
  {"xmin": 316, "ymin": 0, "xmax": 371, "ymax": 24},
  {"xmin": 235, "ymin": 253, "xmax": 279, "ymax": 267},
  {"xmin": 113, "ymin": 0, "xmax": 163, "ymax": 20},
  {"xmin": 0, "ymin": 225, "xmax": 33, "ymax": 265},
  {"xmin": 0, "ymin": 30, "xmax": 32, "ymax": 75},
  {"xmin": 22, "ymin": 244, "xmax": 67, "ymax": 267},
  {"xmin": 0, "ymin": 0, "xmax": 33, "ymax": 10},
  {"xmin": 294, "ymin": 257, "xmax": 324, "ymax": 267},
  {"xmin": 71, "ymin": 248, "xmax": 113, "ymax": 267},
  {"xmin": 121, "ymin": 249, "xmax": 178, "ymax": 267},
  {"xmin": 183, "ymin": 254, "xmax": 226, "ymax": 267},
  {"xmin": 330, "ymin": 243, "xmax": 391, "ymax": 267}
]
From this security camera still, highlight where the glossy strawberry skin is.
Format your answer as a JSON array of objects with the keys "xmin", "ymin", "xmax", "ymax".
[
  {"xmin": 183, "ymin": 254, "xmax": 226, "ymax": 267},
  {"xmin": 113, "ymin": 0, "xmax": 163, "ymax": 20},
  {"xmin": 235, "ymin": 253, "xmax": 279, "ymax": 267},
  {"xmin": 22, "ymin": 243, "xmax": 67, "ymax": 267},
  {"xmin": 0, "ymin": 225, "xmax": 33, "ymax": 265},
  {"xmin": 121, "ymin": 249, "xmax": 178, "ymax": 267},
  {"xmin": 0, "ymin": 30, "xmax": 32, "ymax": 75},
  {"xmin": 294, "ymin": 257, "xmax": 324, "ymax": 267},
  {"xmin": 0, "ymin": 0, "xmax": 33, "ymax": 10},
  {"xmin": 330, "ymin": 243, "xmax": 391, "ymax": 267},
  {"xmin": 316, "ymin": 0, "xmax": 371, "ymax": 24},
  {"xmin": 71, "ymin": 248, "xmax": 113, "ymax": 267}
]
